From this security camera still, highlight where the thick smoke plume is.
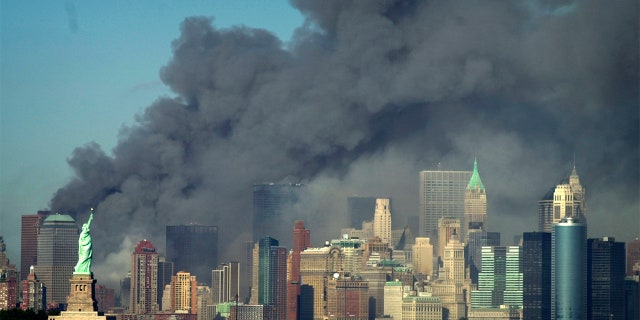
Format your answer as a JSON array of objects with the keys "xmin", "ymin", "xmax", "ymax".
[{"xmin": 51, "ymin": 0, "xmax": 638, "ymax": 287}]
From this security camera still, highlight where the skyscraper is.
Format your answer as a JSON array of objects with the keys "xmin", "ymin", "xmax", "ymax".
[
  {"xmin": 587, "ymin": 237, "xmax": 625, "ymax": 320},
  {"xmin": 347, "ymin": 196, "xmax": 378, "ymax": 228},
  {"xmin": 157, "ymin": 257, "xmax": 173, "ymax": 310},
  {"xmin": 627, "ymin": 238, "xmax": 640, "ymax": 277},
  {"xmin": 373, "ymin": 198, "xmax": 392, "ymax": 245},
  {"xmin": 436, "ymin": 217, "xmax": 460, "ymax": 268},
  {"xmin": 166, "ymin": 224, "xmax": 218, "ymax": 286},
  {"xmin": 212, "ymin": 261, "xmax": 240, "ymax": 304},
  {"xmin": 419, "ymin": 169, "xmax": 472, "ymax": 239},
  {"xmin": 464, "ymin": 159, "xmax": 487, "ymax": 242},
  {"xmin": 20, "ymin": 211, "xmax": 51, "ymax": 281},
  {"xmin": 522, "ymin": 232, "xmax": 551, "ymax": 320},
  {"xmin": 287, "ymin": 221, "xmax": 311, "ymax": 320},
  {"xmin": 552, "ymin": 216, "xmax": 587, "ymax": 320},
  {"xmin": 326, "ymin": 275, "xmax": 369, "ymax": 320},
  {"xmin": 540, "ymin": 165, "xmax": 586, "ymax": 232},
  {"xmin": 254, "ymin": 237, "xmax": 287, "ymax": 320},
  {"xmin": 470, "ymin": 246, "xmax": 523, "ymax": 309},
  {"xmin": 466, "ymin": 230, "xmax": 500, "ymax": 284},
  {"xmin": 299, "ymin": 245, "xmax": 345, "ymax": 319},
  {"xmin": 130, "ymin": 239, "xmax": 159, "ymax": 314},
  {"xmin": 252, "ymin": 183, "xmax": 305, "ymax": 247},
  {"xmin": 34, "ymin": 214, "xmax": 78, "ymax": 305}
]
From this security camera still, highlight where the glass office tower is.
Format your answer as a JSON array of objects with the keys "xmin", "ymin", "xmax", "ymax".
[{"xmin": 552, "ymin": 216, "xmax": 586, "ymax": 320}]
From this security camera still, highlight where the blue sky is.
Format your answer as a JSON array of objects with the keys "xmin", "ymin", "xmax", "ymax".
[{"xmin": 0, "ymin": 1, "xmax": 303, "ymax": 263}]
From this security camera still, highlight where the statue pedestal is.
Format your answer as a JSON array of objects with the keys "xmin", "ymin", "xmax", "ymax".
[{"xmin": 48, "ymin": 273, "xmax": 112, "ymax": 320}]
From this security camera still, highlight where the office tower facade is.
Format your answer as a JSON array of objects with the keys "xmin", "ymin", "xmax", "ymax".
[
  {"xmin": 34, "ymin": 214, "xmax": 78, "ymax": 305},
  {"xmin": 252, "ymin": 183, "xmax": 305, "ymax": 247},
  {"xmin": 95, "ymin": 284, "xmax": 115, "ymax": 313},
  {"xmin": 212, "ymin": 261, "xmax": 240, "ymax": 304},
  {"xmin": 253, "ymin": 237, "xmax": 287, "ymax": 320},
  {"xmin": 300, "ymin": 245, "xmax": 344, "ymax": 319},
  {"xmin": 537, "ymin": 187, "xmax": 555, "ymax": 233},
  {"xmin": 0, "ymin": 237, "xmax": 18, "ymax": 310},
  {"xmin": 130, "ymin": 239, "xmax": 159, "ymax": 314},
  {"xmin": 20, "ymin": 266, "xmax": 45, "ymax": 311},
  {"xmin": 384, "ymin": 281, "xmax": 408, "ymax": 319},
  {"xmin": 413, "ymin": 237, "xmax": 434, "ymax": 276},
  {"xmin": 436, "ymin": 217, "xmax": 461, "ymax": 269},
  {"xmin": 471, "ymin": 246, "xmax": 523, "ymax": 308},
  {"xmin": 430, "ymin": 232, "xmax": 470, "ymax": 320},
  {"xmin": 170, "ymin": 271, "xmax": 197, "ymax": 314},
  {"xmin": 330, "ymin": 236, "xmax": 364, "ymax": 275},
  {"xmin": 522, "ymin": 232, "xmax": 552, "ymax": 320},
  {"xmin": 552, "ymin": 216, "xmax": 586, "ymax": 320},
  {"xmin": 288, "ymin": 221, "xmax": 311, "ymax": 320},
  {"xmin": 419, "ymin": 169, "xmax": 472, "ymax": 239},
  {"xmin": 464, "ymin": 159, "xmax": 487, "ymax": 242},
  {"xmin": 157, "ymin": 257, "xmax": 173, "ymax": 310},
  {"xmin": 196, "ymin": 285, "xmax": 212, "ymax": 320},
  {"xmin": 20, "ymin": 211, "xmax": 51, "ymax": 281},
  {"xmin": 166, "ymin": 224, "xmax": 218, "ymax": 286},
  {"xmin": 587, "ymin": 237, "xmax": 625, "ymax": 320},
  {"xmin": 373, "ymin": 198, "xmax": 392, "ymax": 245},
  {"xmin": 326, "ymin": 276, "xmax": 369, "ymax": 320},
  {"xmin": 627, "ymin": 238, "xmax": 640, "ymax": 277},
  {"xmin": 402, "ymin": 295, "xmax": 443, "ymax": 320},
  {"xmin": 540, "ymin": 166, "xmax": 587, "ymax": 232},
  {"xmin": 442, "ymin": 232, "xmax": 466, "ymax": 283},
  {"xmin": 467, "ymin": 231, "xmax": 500, "ymax": 284},
  {"xmin": 347, "ymin": 196, "xmax": 378, "ymax": 228}
]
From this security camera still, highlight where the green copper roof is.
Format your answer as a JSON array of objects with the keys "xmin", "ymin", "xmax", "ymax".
[
  {"xmin": 44, "ymin": 214, "xmax": 75, "ymax": 223},
  {"xmin": 467, "ymin": 158, "xmax": 485, "ymax": 190}
]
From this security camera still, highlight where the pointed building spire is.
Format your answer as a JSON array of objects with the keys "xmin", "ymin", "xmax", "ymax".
[{"xmin": 467, "ymin": 158, "xmax": 485, "ymax": 191}]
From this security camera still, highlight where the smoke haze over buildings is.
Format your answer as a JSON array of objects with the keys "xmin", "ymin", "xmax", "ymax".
[{"xmin": 49, "ymin": 0, "xmax": 638, "ymax": 287}]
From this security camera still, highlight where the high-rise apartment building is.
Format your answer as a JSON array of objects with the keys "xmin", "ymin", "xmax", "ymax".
[
  {"xmin": 166, "ymin": 224, "xmax": 218, "ymax": 286},
  {"xmin": 253, "ymin": 237, "xmax": 287, "ymax": 320},
  {"xmin": 419, "ymin": 169, "xmax": 472, "ymax": 239},
  {"xmin": 0, "ymin": 237, "xmax": 18, "ymax": 310},
  {"xmin": 522, "ymin": 232, "xmax": 551, "ymax": 320},
  {"xmin": 587, "ymin": 237, "xmax": 625, "ymax": 320},
  {"xmin": 252, "ymin": 183, "xmax": 305, "ymax": 247},
  {"xmin": 130, "ymin": 239, "xmax": 159, "ymax": 314},
  {"xmin": 464, "ymin": 159, "xmax": 487, "ymax": 242},
  {"xmin": 170, "ymin": 271, "xmax": 197, "ymax": 314},
  {"xmin": 471, "ymin": 246, "xmax": 523, "ymax": 309},
  {"xmin": 20, "ymin": 266, "xmax": 45, "ymax": 312},
  {"xmin": 347, "ymin": 196, "xmax": 378, "ymax": 228},
  {"xmin": 552, "ymin": 216, "xmax": 587, "ymax": 320},
  {"xmin": 20, "ymin": 211, "xmax": 51, "ymax": 281},
  {"xmin": 34, "ymin": 214, "xmax": 78, "ymax": 305},
  {"xmin": 288, "ymin": 221, "xmax": 311, "ymax": 320},
  {"xmin": 412, "ymin": 237, "xmax": 434, "ymax": 276},
  {"xmin": 373, "ymin": 198, "xmax": 392, "ymax": 245}
]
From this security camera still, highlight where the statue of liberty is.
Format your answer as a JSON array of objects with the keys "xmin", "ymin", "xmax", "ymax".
[{"xmin": 74, "ymin": 208, "xmax": 94, "ymax": 274}]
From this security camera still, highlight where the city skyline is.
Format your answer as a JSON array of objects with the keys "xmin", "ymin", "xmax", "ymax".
[{"xmin": 1, "ymin": 0, "xmax": 638, "ymax": 295}]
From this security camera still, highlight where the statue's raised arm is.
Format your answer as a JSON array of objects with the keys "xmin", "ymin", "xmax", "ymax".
[{"xmin": 74, "ymin": 208, "xmax": 94, "ymax": 274}]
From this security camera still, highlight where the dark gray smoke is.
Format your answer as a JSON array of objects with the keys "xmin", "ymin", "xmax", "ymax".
[{"xmin": 51, "ymin": 0, "xmax": 638, "ymax": 287}]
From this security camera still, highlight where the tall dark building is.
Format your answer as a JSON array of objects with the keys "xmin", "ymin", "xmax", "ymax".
[
  {"xmin": 466, "ymin": 231, "xmax": 500, "ymax": 284},
  {"xmin": 522, "ymin": 232, "xmax": 552, "ymax": 320},
  {"xmin": 287, "ymin": 221, "xmax": 311, "ymax": 320},
  {"xmin": 20, "ymin": 211, "xmax": 51, "ymax": 280},
  {"xmin": 157, "ymin": 257, "xmax": 173, "ymax": 310},
  {"xmin": 552, "ymin": 216, "xmax": 587, "ymax": 320},
  {"xmin": 166, "ymin": 224, "xmax": 218, "ymax": 286},
  {"xmin": 347, "ymin": 196, "xmax": 378, "ymax": 228},
  {"xmin": 254, "ymin": 237, "xmax": 286, "ymax": 320},
  {"xmin": 537, "ymin": 187, "xmax": 555, "ymax": 233},
  {"xmin": 419, "ymin": 169, "xmax": 472, "ymax": 238},
  {"xmin": 587, "ymin": 237, "xmax": 625, "ymax": 320},
  {"xmin": 252, "ymin": 183, "xmax": 305, "ymax": 247}
]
